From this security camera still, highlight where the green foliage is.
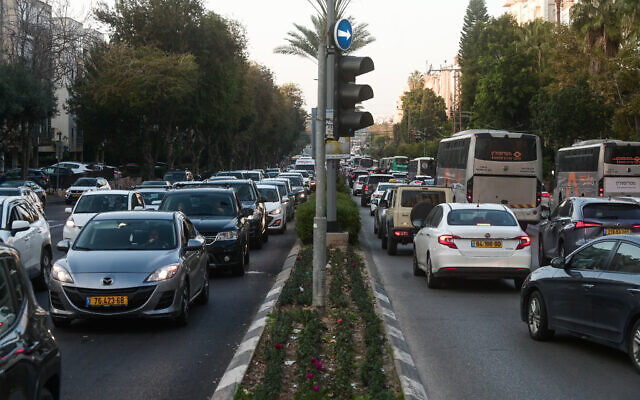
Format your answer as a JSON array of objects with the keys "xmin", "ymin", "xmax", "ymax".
[
  {"xmin": 295, "ymin": 310, "xmax": 326, "ymax": 400},
  {"xmin": 280, "ymin": 247, "xmax": 313, "ymax": 306},
  {"xmin": 295, "ymin": 192, "xmax": 361, "ymax": 245},
  {"xmin": 458, "ymin": 0, "xmax": 489, "ymax": 64},
  {"xmin": 396, "ymin": 88, "xmax": 448, "ymax": 143}
]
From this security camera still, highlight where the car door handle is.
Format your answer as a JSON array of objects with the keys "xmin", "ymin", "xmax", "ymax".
[{"xmin": 582, "ymin": 284, "xmax": 595, "ymax": 289}]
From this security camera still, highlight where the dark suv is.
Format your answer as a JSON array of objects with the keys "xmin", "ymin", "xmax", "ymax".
[
  {"xmin": 539, "ymin": 197, "xmax": 640, "ymax": 263},
  {"xmin": 159, "ymin": 189, "xmax": 250, "ymax": 275},
  {"xmin": 163, "ymin": 170, "xmax": 194, "ymax": 184},
  {"xmin": 360, "ymin": 174, "xmax": 393, "ymax": 207},
  {"xmin": 205, "ymin": 180, "xmax": 268, "ymax": 249},
  {"xmin": 0, "ymin": 246, "xmax": 61, "ymax": 399}
]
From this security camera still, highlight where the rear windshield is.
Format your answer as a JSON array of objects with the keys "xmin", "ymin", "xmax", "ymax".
[
  {"xmin": 217, "ymin": 171, "xmax": 244, "ymax": 179},
  {"xmin": 604, "ymin": 145, "xmax": 640, "ymax": 165},
  {"xmin": 140, "ymin": 191, "xmax": 166, "ymax": 204},
  {"xmin": 395, "ymin": 157, "xmax": 409, "ymax": 165},
  {"xmin": 160, "ymin": 193, "xmax": 237, "ymax": 217},
  {"xmin": 243, "ymin": 172, "xmax": 261, "ymax": 181},
  {"xmin": 74, "ymin": 178, "xmax": 97, "ymax": 186},
  {"xmin": 75, "ymin": 194, "xmax": 128, "ymax": 213},
  {"xmin": 207, "ymin": 182, "xmax": 256, "ymax": 202},
  {"xmin": 583, "ymin": 204, "xmax": 640, "ymax": 219},
  {"xmin": 258, "ymin": 187, "xmax": 279, "ymax": 202},
  {"xmin": 280, "ymin": 176, "xmax": 303, "ymax": 187},
  {"xmin": 360, "ymin": 158, "xmax": 374, "ymax": 168},
  {"xmin": 447, "ymin": 209, "xmax": 518, "ymax": 226},
  {"xmin": 357, "ymin": 176, "xmax": 367, "ymax": 182},
  {"xmin": 0, "ymin": 188, "xmax": 20, "ymax": 196},
  {"xmin": 367, "ymin": 176, "xmax": 391, "ymax": 185},
  {"xmin": 475, "ymin": 136, "xmax": 537, "ymax": 162},
  {"xmin": 400, "ymin": 191, "xmax": 446, "ymax": 208}
]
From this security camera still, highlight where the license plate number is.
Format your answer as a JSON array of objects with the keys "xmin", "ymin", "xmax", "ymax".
[
  {"xmin": 604, "ymin": 228, "xmax": 631, "ymax": 235},
  {"xmin": 86, "ymin": 296, "xmax": 128, "ymax": 306},
  {"xmin": 471, "ymin": 240, "xmax": 503, "ymax": 248}
]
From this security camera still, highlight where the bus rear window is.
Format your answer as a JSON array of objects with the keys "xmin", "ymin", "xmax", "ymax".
[
  {"xmin": 360, "ymin": 158, "xmax": 374, "ymax": 168},
  {"xmin": 604, "ymin": 145, "xmax": 640, "ymax": 165},
  {"xmin": 400, "ymin": 191, "xmax": 446, "ymax": 208},
  {"xmin": 475, "ymin": 136, "xmax": 537, "ymax": 162}
]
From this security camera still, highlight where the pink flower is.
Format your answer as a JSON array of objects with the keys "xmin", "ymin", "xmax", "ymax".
[
  {"xmin": 351, "ymin": 263, "xmax": 356, "ymax": 268},
  {"xmin": 274, "ymin": 343, "xmax": 281, "ymax": 350},
  {"xmin": 313, "ymin": 386, "xmax": 319, "ymax": 392},
  {"xmin": 315, "ymin": 361, "xmax": 323, "ymax": 370},
  {"xmin": 307, "ymin": 373, "xmax": 314, "ymax": 380},
  {"xmin": 337, "ymin": 318, "xmax": 343, "ymax": 324},
  {"xmin": 310, "ymin": 357, "xmax": 317, "ymax": 364},
  {"xmin": 296, "ymin": 256, "xmax": 301, "ymax": 261},
  {"xmin": 306, "ymin": 282, "xmax": 311, "ymax": 288}
]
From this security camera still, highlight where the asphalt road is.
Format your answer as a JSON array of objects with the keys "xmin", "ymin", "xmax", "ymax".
[
  {"xmin": 35, "ymin": 199, "xmax": 297, "ymax": 400},
  {"xmin": 357, "ymin": 199, "xmax": 640, "ymax": 400}
]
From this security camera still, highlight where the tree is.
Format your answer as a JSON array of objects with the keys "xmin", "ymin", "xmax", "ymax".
[
  {"xmin": 458, "ymin": 0, "xmax": 490, "ymax": 114},
  {"xmin": 273, "ymin": 0, "xmax": 375, "ymax": 61},
  {"xmin": 407, "ymin": 71, "xmax": 424, "ymax": 91},
  {"xmin": 458, "ymin": 0, "xmax": 489, "ymax": 63}
]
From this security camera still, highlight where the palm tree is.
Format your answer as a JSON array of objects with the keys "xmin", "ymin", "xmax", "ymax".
[
  {"xmin": 407, "ymin": 70, "xmax": 424, "ymax": 91},
  {"xmin": 274, "ymin": 0, "xmax": 375, "ymax": 61}
]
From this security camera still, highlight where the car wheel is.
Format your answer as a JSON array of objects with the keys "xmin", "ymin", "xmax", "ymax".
[
  {"xmin": 39, "ymin": 387, "xmax": 55, "ymax": 400},
  {"xmin": 628, "ymin": 319, "xmax": 640, "ymax": 373},
  {"xmin": 426, "ymin": 257, "xmax": 441, "ymax": 289},
  {"xmin": 538, "ymin": 236, "xmax": 548, "ymax": 265},
  {"xmin": 175, "ymin": 283, "xmax": 190, "ymax": 326},
  {"xmin": 527, "ymin": 291, "xmax": 554, "ymax": 340},
  {"xmin": 37, "ymin": 247, "xmax": 52, "ymax": 289},
  {"xmin": 381, "ymin": 230, "xmax": 387, "ymax": 249},
  {"xmin": 413, "ymin": 250, "xmax": 425, "ymax": 276},
  {"xmin": 262, "ymin": 226, "xmax": 269, "ymax": 243},
  {"xmin": 197, "ymin": 267, "xmax": 209, "ymax": 305},
  {"xmin": 387, "ymin": 232, "xmax": 397, "ymax": 255},
  {"xmin": 51, "ymin": 315, "xmax": 71, "ymax": 328}
]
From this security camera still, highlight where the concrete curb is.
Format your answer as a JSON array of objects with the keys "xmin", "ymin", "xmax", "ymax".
[
  {"xmin": 211, "ymin": 241, "xmax": 301, "ymax": 400},
  {"xmin": 361, "ymin": 253, "xmax": 429, "ymax": 400}
]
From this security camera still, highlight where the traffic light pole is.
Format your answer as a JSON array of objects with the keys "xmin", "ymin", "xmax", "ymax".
[
  {"xmin": 312, "ymin": 27, "xmax": 327, "ymax": 308},
  {"xmin": 326, "ymin": 0, "xmax": 338, "ymax": 232}
]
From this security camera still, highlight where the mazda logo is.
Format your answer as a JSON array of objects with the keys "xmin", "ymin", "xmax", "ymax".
[
  {"xmin": 485, "ymin": 233, "xmax": 491, "ymax": 238},
  {"xmin": 102, "ymin": 277, "xmax": 113, "ymax": 286}
]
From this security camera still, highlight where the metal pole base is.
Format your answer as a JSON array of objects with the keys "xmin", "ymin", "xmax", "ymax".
[{"xmin": 312, "ymin": 216, "xmax": 327, "ymax": 308}]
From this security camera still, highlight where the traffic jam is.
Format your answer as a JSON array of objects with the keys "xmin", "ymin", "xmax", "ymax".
[
  {"xmin": 0, "ymin": 160, "xmax": 316, "ymax": 396},
  {"xmin": 347, "ymin": 130, "xmax": 640, "ymax": 373}
]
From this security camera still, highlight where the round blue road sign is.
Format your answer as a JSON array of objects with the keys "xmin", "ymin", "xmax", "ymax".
[{"xmin": 334, "ymin": 18, "xmax": 353, "ymax": 51}]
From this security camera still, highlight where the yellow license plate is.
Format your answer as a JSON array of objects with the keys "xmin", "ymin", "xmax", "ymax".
[
  {"xmin": 605, "ymin": 228, "xmax": 631, "ymax": 235},
  {"xmin": 472, "ymin": 240, "xmax": 503, "ymax": 248},
  {"xmin": 87, "ymin": 296, "xmax": 128, "ymax": 306}
]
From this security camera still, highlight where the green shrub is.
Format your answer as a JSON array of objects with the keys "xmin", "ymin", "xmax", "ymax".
[{"xmin": 295, "ymin": 192, "xmax": 361, "ymax": 244}]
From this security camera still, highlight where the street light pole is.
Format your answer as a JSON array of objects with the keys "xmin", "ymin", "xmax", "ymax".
[{"xmin": 326, "ymin": 0, "xmax": 338, "ymax": 233}]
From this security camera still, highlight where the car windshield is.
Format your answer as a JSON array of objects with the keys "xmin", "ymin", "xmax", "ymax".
[
  {"xmin": 270, "ymin": 184, "xmax": 287, "ymax": 198},
  {"xmin": 217, "ymin": 171, "xmax": 244, "ymax": 179},
  {"xmin": 368, "ymin": 176, "xmax": 391, "ymax": 185},
  {"xmin": 583, "ymin": 203, "xmax": 640, "ymax": 219},
  {"xmin": 258, "ymin": 187, "xmax": 279, "ymax": 202},
  {"xmin": 74, "ymin": 178, "xmax": 97, "ymax": 186},
  {"xmin": 163, "ymin": 172, "xmax": 185, "ymax": 181},
  {"xmin": 447, "ymin": 209, "xmax": 518, "ymax": 226},
  {"xmin": 244, "ymin": 172, "xmax": 261, "ymax": 181},
  {"xmin": 160, "ymin": 192, "xmax": 237, "ymax": 216},
  {"xmin": 207, "ymin": 182, "xmax": 256, "ymax": 201},
  {"xmin": 75, "ymin": 194, "xmax": 129, "ymax": 213},
  {"xmin": 280, "ymin": 176, "xmax": 303, "ymax": 187},
  {"xmin": 400, "ymin": 190, "xmax": 446, "ymax": 208},
  {"xmin": 0, "ymin": 188, "xmax": 20, "ymax": 196},
  {"xmin": 74, "ymin": 219, "xmax": 177, "ymax": 251},
  {"xmin": 140, "ymin": 191, "xmax": 167, "ymax": 204}
]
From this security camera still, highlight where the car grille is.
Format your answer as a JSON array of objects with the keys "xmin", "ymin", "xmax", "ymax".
[
  {"xmin": 50, "ymin": 291, "xmax": 64, "ymax": 309},
  {"xmin": 154, "ymin": 290, "xmax": 175, "ymax": 310},
  {"xmin": 63, "ymin": 286, "xmax": 155, "ymax": 312}
]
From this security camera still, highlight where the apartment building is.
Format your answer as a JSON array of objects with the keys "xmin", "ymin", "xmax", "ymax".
[{"xmin": 503, "ymin": 0, "xmax": 578, "ymax": 25}]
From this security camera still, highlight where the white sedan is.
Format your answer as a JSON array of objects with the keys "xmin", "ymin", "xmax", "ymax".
[
  {"xmin": 369, "ymin": 182, "xmax": 401, "ymax": 216},
  {"xmin": 412, "ymin": 203, "xmax": 531, "ymax": 289},
  {"xmin": 352, "ymin": 175, "xmax": 366, "ymax": 196}
]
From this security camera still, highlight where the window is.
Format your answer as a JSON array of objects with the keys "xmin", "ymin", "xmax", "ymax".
[
  {"xmin": 555, "ymin": 200, "xmax": 572, "ymax": 219},
  {"xmin": 425, "ymin": 206, "xmax": 443, "ymax": 228},
  {"xmin": 557, "ymin": 147, "xmax": 600, "ymax": 172},
  {"xmin": 400, "ymin": 190, "xmax": 446, "ymax": 208},
  {"xmin": 447, "ymin": 209, "xmax": 518, "ymax": 226},
  {"xmin": 74, "ymin": 219, "xmax": 178, "ymax": 251},
  {"xmin": 568, "ymin": 241, "xmax": 616, "ymax": 270},
  {"xmin": 184, "ymin": 220, "xmax": 197, "ymax": 239},
  {"xmin": 437, "ymin": 138, "xmax": 470, "ymax": 170},
  {"xmin": 474, "ymin": 135, "xmax": 537, "ymax": 162},
  {"xmin": 604, "ymin": 145, "xmax": 640, "ymax": 165},
  {"xmin": 0, "ymin": 263, "xmax": 19, "ymax": 336},
  {"xmin": 159, "ymin": 193, "xmax": 237, "ymax": 217},
  {"xmin": 5, "ymin": 258, "xmax": 24, "ymax": 304},
  {"xmin": 75, "ymin": 195, "xmax": 129, "ymax": 213},
  {"xmin": 582, "ymin": 204, "xmax": 640, "ymax": 220},
  {"xmin": 609, "ymin": 242, "xmax": 640, "ymax": 273}
]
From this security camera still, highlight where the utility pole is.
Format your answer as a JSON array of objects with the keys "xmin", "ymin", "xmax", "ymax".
[
  {"xmin": 312, "ymin": 16, "xmax": 328, "ymax": 308},
  {"xmin": 326, "ymin": 0, "xmax": 338, "ymax": 233}
]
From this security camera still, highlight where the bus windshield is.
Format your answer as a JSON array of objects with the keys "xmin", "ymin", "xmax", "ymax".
[{"xmin": 475, "ymin": 136, "xmax": 537, "ymax": 162}]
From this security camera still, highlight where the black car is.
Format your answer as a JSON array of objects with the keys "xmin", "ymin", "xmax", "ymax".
[
  {"xmin": 204, "ymin": 180, "xmax": 268, "ymax": 249},
  {"xmin": 4, "ymin": 169, "xmax": 50, "ymax": 190},
  {"xmin": 522, "ymin": 235, "xmax": 640, "ymax": 373},
  {"xmin": 163, "ymin": 170, "xmax": 194, "ymax": 184},
  {"xmin": 539, "ymin": 197, "xmax": 640, "ymax": 263},
  {"xmin": 159, "ymin": 189, "xmax": 250, "ymax": 275},
  {"xmin": 0, "ymin": 246, "xmax": 61, "ymax": 399},
  {"xmin": 216, "ymin": 171, "xmax": 244, "ymax": 179},
  {"xmin": 360, "ymin": 174, "xmax": 393, "ymax": 207}
]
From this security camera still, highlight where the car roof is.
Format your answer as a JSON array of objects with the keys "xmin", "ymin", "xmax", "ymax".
[
  {"xmin": 590, "ymin": 234, "xmax": 640, "ymax": 245},
  {"xmin": 164, "ymin": 188, "xmax": 235, "ymax": 196},
  {"xmin": 256, "ymin": 184, "xmax": 279, "ymax": 189},
  {"xmin": 136, "ymin": 187, "xmax": 169, "ymax": 192},
  {"xmin": 207, "ymin": 179, "xmax": 253, "ymax": 185},
  {"xmin": 568, "ymin": 197, "xmax": 637, "ymax": 206},
  {"xmin": 446, "ymin": 203, "xmax": 510, "ymax": 211},
  {"xmin": 81, "ymin": 190, "xmax": 131, "ymax": 196},
  {"xmin": 93, "ymin": 211, "xmax": 176, "ymax": 220}
]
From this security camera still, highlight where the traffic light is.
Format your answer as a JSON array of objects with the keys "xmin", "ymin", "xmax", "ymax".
[{"xmin": 334, "ymin": 55, "xmax": 374, "ymax": 138}]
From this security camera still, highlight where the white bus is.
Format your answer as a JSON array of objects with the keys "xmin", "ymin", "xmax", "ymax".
[
  {"xmin": 408, "ymin": 157, "xmax": 436, "ymax": 180},
  {"xmin": 436, "ymin": 130, "xmax": 543, "ymax": 226},
  {"xmin": 553, "ymin": 140, "xmax": 640, "ymax": 203}
]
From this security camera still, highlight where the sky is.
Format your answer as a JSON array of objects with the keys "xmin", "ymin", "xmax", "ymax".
[{"xmin": 69, "ymin": 0, "xmax": 508, "ymax": 120}]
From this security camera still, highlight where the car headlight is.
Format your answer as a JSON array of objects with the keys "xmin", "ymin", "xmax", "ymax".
[
  {"xmin": 300, "ymin": 193, "xmax": 306, "ymax": 198},
  {"xmin": 51, "ymin": 263, "xmax": 74, "ymax": 283},
  {"xmin": 65, "ymin": 217, "xmax": 76, "ymax": 229},
  {"xmin": 215, "ymin": 230, "xmax": 239, "ymax": 241},
  {"xmin": 145, "ymin": 264, "xmax": 179, "ymax": 282},
  {"xmin": 270, "ymin": 208, "xmax": 282, "ymax": 215}
]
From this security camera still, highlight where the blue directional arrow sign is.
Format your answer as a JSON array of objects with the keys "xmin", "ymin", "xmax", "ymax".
[{"xmin": 334, "ymin": 18, "xmax": 353, "ymax": 51}]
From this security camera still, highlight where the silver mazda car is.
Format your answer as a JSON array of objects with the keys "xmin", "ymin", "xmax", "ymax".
[{"xmin": 48, "ymin": 211, "xmax": 209, "ymax": 327}]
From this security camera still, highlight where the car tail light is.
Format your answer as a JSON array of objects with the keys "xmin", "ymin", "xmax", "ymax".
[
  {"xmin": 375, "ymin": 194, "xmax": 383, "ymax": 198},
  {"xmin": 393, "ymin": 230, "xmax": 410, "ymax": 237},
  {"xmin": 634, "ymin": 225, "xmax": 640, "ymax": 228},
  {"xmin": 438, "ymin": 234, "xmax": 459, "ymax": 249},
  {"xmin": 466, "ymin": 178, "xmax": 473, "ymax": 202},
  {"xmin": 515, "ymin": 236, "xmax": 531, "ymax": 250},
  {"xmin": 536, "ymin": 180, "xmax": 542, "ymax": 206},
  {"xmin": 598, "ymin": 178, "xmax": 604, "ymax": 197},
  {"xmin": 575, "ymin": 221, "xmax": 602, "ymax": 228},
  {"xmin": 364, "ymin": 184, "xmax": 369, "ymax": 192},
  {"xmin": 542, "ymin": 192, "xmax": 550, "ymax": 198},
  {"xmin": 477, "ymin": 223, "xmax": 491, "ymax": 226}
]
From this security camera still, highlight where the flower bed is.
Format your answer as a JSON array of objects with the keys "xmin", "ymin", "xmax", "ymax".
[{"xmin": 234, "ymin": 247, "xmax": 401, "ymax": 399}]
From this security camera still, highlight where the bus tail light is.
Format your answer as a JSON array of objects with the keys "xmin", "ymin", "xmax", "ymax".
[
  {"xmin": 515, "ymin": 236, "xmax": 531, "ymax": 250},
  {"xmin": 466, "ymin": 178, "xmax": 473, "ymax": 202},
  {"xmin": 598, "ymin": 178, "xmax": 604, "ymax": 197},
  {"xmin": 438, "ymin": 235, "xmax": 459, "ymax": 249},
  {"xmin": 575, "ymin": 221, "xmax": 602, "ymax": 228},
  {"xmin": 536, "ymin": 180, "xmax": 542, "ymax": 206}
]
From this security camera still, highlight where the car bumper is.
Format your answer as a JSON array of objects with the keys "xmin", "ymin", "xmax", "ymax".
[
  {"xmin": 267, "ymin": 213, "xmax": 285, "ymax": 230},
  {"xmin": 205, "ymin": 240, "xmax": 243, "ymax": 267},
  {"xmin": 390, "ymin": 228, "xmax": 416, "ymax": 244},
  {"xmin": 432, "ymin": 251, "xmax": 531, "ymax": 278},
  {"xmin": 48, "ymin": 276, "xmax": 184, "ymax": 320}
]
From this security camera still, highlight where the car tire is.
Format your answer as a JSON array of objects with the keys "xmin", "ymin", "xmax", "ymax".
[
  {"xmin": 234, "ymin": 248, "xmax": 246, "ymax": 276},
  {"xmin": 263, "ymin": 226, "xmax": 269, "ymax": 243},
  {"xmin": 628, "ymin": 319, "xmax": 640, "ymax": 373},
  {"xmin": 51, "ymin": 315, "xmax": 71, "ymax": 328},
  {"xmin": 426, "ymin": 257, "xmax": 441, "ymax": 289},
  {"xmin": 413, "ymin": 250, "xmax": 425, "ymax": 276},
  {"xmin": 37, "ymin": 246, "xmax": 52, "ymax": 290},
  {"xmin": 39, "ymin": 387, "xmax": 55, "ymax": 400},
  {"xmin": 387, "ymin": 232, "xmax": 397, "ymax": 255},
  {"xmin": 538, "ymin": 236, "xmax": 548, "ymax": 265},
  {"xmin": 381, "ymin": 231, "xmax": 387, "ymax": 249},
  {"xmin": 197, "ymin": 267, "xmax": 209, "ymax": 305},
  {"xmin": 527, "ymin": 291, "xmax": 554, "ymax": 341},
  {"xmin": 175, "ymin": 283, "xmax": 190, "ymax": 326}
]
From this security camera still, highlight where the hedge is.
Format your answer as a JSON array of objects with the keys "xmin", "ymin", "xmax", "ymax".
[{"xmin": 295, "ymin": 191, "xmax": 361, "ymax": 244}]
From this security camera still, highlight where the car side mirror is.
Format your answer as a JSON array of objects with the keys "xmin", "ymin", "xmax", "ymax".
[
  {"xmin": 411, "ymin": 219, "xmax": 423, "ymax": 229},
  {"xmin": 56, "ymin": 239, "xmax": 71, "ymax": 253},
  {"xmin": 242, "ymin": 208, "xmax": 252, "ymax": 217},
  {"xmin": 11, "ymin": 220, "xmax": 30, "ymax": 234},
  {"xmin": 64, "ymin": 207, "xmax": 73, "ymax": 214},
  {"xmin": 541, "ymin": 209, "xmax": 550, "ymax": 219},
  {"xmin": 186, "ymin": 238, "xmax": 204, "ymax": 251},
  {"xmin": 550, "ymin": 257, "xmax": 565, "ymax": 269}
]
